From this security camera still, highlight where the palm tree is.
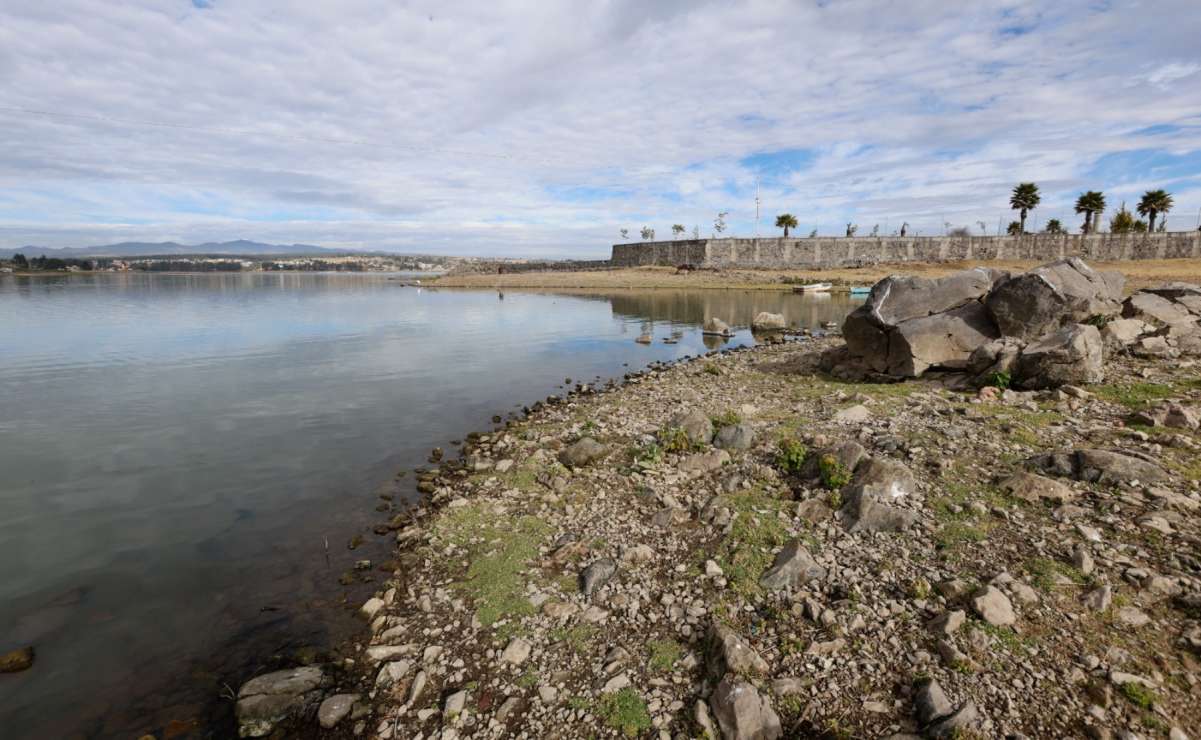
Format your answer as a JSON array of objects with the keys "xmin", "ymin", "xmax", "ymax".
[
  {"xmin": 1074, "ymin": 191, "xmax": 1106, "ymax": 234},
  {"xmin": 1044, "ymin": 219, "xmax": 1065, "ymax": 235},
  {"xmin": 1137, "ymin": 190, "xmax": 1173, "ymax": 233},
  {"xmin": 775, "ymin": 213, "xmax": 798, "ymax": 237},
  {"xmin": 1009, "ymin": 183, "xmax": 1040, "ymax": 234}
]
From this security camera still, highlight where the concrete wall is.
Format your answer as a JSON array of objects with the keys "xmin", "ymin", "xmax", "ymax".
[{"xmin": 610, "ymin": 232, "xmax": 1201, "ymax": 269}]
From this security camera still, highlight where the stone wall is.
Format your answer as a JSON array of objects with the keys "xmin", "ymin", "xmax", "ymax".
[{"xmin": 610, "ymin": 232, "xmax": 1201, "ymax": 270}]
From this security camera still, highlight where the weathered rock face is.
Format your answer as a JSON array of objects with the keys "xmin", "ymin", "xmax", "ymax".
[
  {"xmin": 1123, "ymin": 291, "xmax": 1196, "ymax": 328},
  {"xmin": 886, "ymin": 302, "xmax": 1001, "ymax": 377},
  {"xmin": 707, "ymin": 622, "xmax": 769, "ymax": 678},
  {"xmin": 236, "ymin": 666, "xmax": 329, "ymax": 738},
  {"xmin": 751, "ymin": 312, "xmax": 786, "ymax": 331},
  {"xmin": 1100, "ymin": 317, "xmax": 1153, "ymax": 352},
  {"xmin": 966, "ymin": 337, "xmax": 1023, "ymax": 379},
  {"xmin": 1013, "ymin": 324, "xmax": 1104, "ymax": 389},
  {"xmin": 709, "ymin": 675, "xmax": 782, "ymax": 740},
  {"xmin": 839, "ymin": 457, "xmax": 918, "ymax": 533},
  {"xmin": 859, "ymin": 268, "xmax": 1004, "ymax": 326},
  {"xmin": 985, "ymin": 258, "xmax": 1123, "ymax": 340},
  {"xmin": 713, "ymin": 423, "xmax": 755, "ymax": 451}
]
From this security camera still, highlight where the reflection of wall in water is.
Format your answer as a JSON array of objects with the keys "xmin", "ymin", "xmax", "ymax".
[{"xmin": 588, "ymin": 290, "xmax": 863, "ymax": 330}]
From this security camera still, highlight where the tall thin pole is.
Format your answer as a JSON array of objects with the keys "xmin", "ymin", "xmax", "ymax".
[{"xmin": 754, "ymin": 178, "xmax": 760, "ymax": 238}]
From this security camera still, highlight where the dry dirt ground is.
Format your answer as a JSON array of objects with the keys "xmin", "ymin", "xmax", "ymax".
[{"xmin": 431, "ymin": 260, "xmax": 1201, "ymax": 293}]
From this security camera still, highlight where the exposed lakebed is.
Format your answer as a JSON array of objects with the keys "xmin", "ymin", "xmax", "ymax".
[{"xmin": 0, "ymin": 272, "xmax": 860, "ymax": 737}]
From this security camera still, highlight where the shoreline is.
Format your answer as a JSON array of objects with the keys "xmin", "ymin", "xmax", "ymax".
[{"xmin": 238, "ymin": 303, "xmax": 1201, "ymax": 737}]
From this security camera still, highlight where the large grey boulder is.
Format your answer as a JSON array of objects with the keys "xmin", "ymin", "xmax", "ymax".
[
  {"xmin": 839, "ymin": 457, "xmax": 918, "ymax": 533},
  {"xmin": 759, "ymin": 540, "xmax": 826, "ymax": 590},
  {"xmin": 985, "ymin": 258, "xmax": 1123, "ymax": 340},
  {"xmin": 709, "ymin": 674, "xmax": 782, "ymax": 740},
  {"xmin": 842, "ymin": 268, "xmax": 1004, "ymax": 375},
  {"xmin": 1101, "ymin": 317, "xmax": 1153, "ymax": 353},
  {"xmin": 236, "ymin": 666, "xmax": 329, "ymax": 738},
  {"xmin": 669, "ymin": 408, "xmax": 715, "ymax": 446},
  {"xmin": 1013, "ymin": 324, "xmax": 1104, "ymax": 389},
  {"xmin": 558, "ymin": 437, "xmax": 607, "ymax": 467}
]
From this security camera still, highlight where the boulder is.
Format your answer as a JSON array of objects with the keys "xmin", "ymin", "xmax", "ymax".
[
  {"xmin": 985, "ymin": 258, "xmax": 1123, "ymax": 340},
  {"xmin": 856, "ymin": 268, "xmax": 1004, "ymax": 327},
  {"xmin": 317, "ymin": 694, "xmax": 359, "ymax": 730},
  {"xmin": 759, "ymin": 540, "xmax": 826, "ymax": 590},
  {"xmin": 1130, "ymin": 402, "xmax": 1200, "ymax": 430},
  {"xmin": 679, "ymin": 449, "xmax": 730, "ymax": 474},
  {"xmin": 751, "ymin": 312, "xmax": 787, "ymax": 331},
  {"xmin": 967, "ymin": 337, "xmax": 1023, "ymax": 380},
  {"xmin": 970, "ymin": 586, "xmax": 1016, "ymax": 626},
  {"xmin": 1013, "ymin": 324, "xmax": 1104, "ymax": 389},
  {"xmin": 704, "ymin": 317, "xmax": 733, "ymax": 336},
  {"xmin": 668, "ymin": 408, "xmax": 715, "ymax": 446},
  {"xmin": 1026, "ymin": 449, "xmax": 1167, "ymax": 485},
  {"xmin": 1123, "ymin": 291, "xmax": 1198, "ymax": 328},
  {"xmin": 886, "ymin": 302, "xmax": 1000, "ymax": 377},
  {"xmin": 558, "ymin": 437, "xmax": 607, "ymax": 467},
  {"xmin": 707, "ymin": 622, "xmax": 769, "ymax": 678},
  {"xmin": 800, "ymin": 441, "xmax": 866, "ymax": 481},
  {"xmin": 709, "ymin": 675, "xmax": 782, "ymax": 740},
  {"xmin": 1100, "ymin": 317, "xmax": 1153, "ymax": 352},
  {"xmin": 832, "ymin": 404, "xmax": 872, "ymax": 423},
  {"xmin": 839, "ymin": 457, "xmax": 918, "ymax": 533},
  {"xmin": 714, "ymin": 423, "xmax": 755, "ymax": 451},
  {"xmin": 580, "ymin": 558, "xmax": 617, "ymax": 599},
  {"xmin": 236, "ymin": 666, "xmax": 329, "ymax": 738},
  {"xmin": 998, "ymin": 472, "xmax": 1075, "ymax": 504}
]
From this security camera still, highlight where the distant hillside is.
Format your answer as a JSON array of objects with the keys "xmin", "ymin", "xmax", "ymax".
[{"xmin": 0, "ymin": 240, "xmax": 347, "ymax": 258}]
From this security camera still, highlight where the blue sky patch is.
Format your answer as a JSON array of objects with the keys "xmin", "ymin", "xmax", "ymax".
[
  {"xmin": 738, "ymin": 148, "xmax": 817, "ymax": 181},
  {"xmin": 1086, "ymin": 148, "xmax": 1201, "ymax": 185}
]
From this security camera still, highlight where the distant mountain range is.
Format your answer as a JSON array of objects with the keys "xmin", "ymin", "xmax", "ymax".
[{"xmin": 0, "ymin": 240, "xmax": 353, "ymax": 258}]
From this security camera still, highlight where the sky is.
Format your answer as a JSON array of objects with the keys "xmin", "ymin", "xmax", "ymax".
[{"xmin": 1, "ymin": 0, "xmax": 1200, "ymax": 257}]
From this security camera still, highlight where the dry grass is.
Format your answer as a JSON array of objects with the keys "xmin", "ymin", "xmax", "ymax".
[{"xmin": 430, "ymin": 259, "xmax": 1201, "ymax": 293}]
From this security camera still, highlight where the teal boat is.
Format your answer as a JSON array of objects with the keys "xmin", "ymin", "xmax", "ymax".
[{"xmin": 849, "ymin": 286, "xmax": 872, "ymax": 295}]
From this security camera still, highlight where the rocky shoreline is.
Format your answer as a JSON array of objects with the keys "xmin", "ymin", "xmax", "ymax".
[{"xmin": 234, "ymin": 262, "xmax": 1201, "ymax": 740}]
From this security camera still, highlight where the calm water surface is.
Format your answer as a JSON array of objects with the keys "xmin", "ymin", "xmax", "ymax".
[{"xmin": 0, "ymin": 272, "xmax": 860, "ymax": 738}]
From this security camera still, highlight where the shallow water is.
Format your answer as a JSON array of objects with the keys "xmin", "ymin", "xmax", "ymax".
[{"xmin": 0, "ymin": 272, "xmax": 861, "ymax": 738}]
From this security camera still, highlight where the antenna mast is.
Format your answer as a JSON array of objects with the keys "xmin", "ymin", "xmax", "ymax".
[{"xmin": 755, "ymin": 178, "xmax": 760, "ymax": 238}]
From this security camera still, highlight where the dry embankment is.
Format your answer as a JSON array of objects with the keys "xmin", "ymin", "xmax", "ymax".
[{"xmin": 431, "ymin": 259, "xmax": 1201, "ymax": 293}]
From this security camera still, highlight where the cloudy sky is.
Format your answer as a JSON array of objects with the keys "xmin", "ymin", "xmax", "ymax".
[{"xmin": 1, "ymin": 0, "xmax": 1199, "ymax": 257}]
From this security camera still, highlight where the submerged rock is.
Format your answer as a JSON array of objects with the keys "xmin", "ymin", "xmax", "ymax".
[
  {"xmin": 703, "ymin": 317, "xmax": 733, "ymax": 336},
  {"xmin": 751, "ymin": 312, "xmax": 786, "ymax": 331},
  {"xmin": 0, "ymin": 646, "xmax": 34, "ymax": 673}
]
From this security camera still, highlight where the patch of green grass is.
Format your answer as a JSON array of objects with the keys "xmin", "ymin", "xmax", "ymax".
[
  {"xmin": 973, "ymin": 621, "xmax": 1031, "ymax": 654},
  {"xmin": 702, "ymin": 362, "xmax": 721, "ymax": 376},
  {"xmin": 567, "ymin": 695, "xmax": 591, "ymax": 711},
  {"xmin": 715, "ymin": 488, "xmax": 791, "ymax": 597},
  {"xmin": 549, "ymin": 624, "xmax": 596, "ymax": 653},
  {"xmin": 935, "ymin": 521, "xmax": 989, "ymax": 549},
  {"xmin": 775, "ymin": 437, "xmax": 807, "ymax": 474},
  {"xmin": 711, "ymin": 409, "xmax": 742, "ymax": 427},
  {"xmin": 433, "ymin": 504, "xmax": 552, "ymax": 627},
  {"xmin": 517, "ymin": 669, "xmax": 540, "ymax": 688},
  {"xmin": 647, "ymin": 638, "xmax": 682, "ymax": 672},
  {"xmin": 909, "ymin": 577, "xmax": 932, "ymax": 600},
  {"xmin": 1025, "ymin": 556, "xmax": 1086, "ymax": 591},
  {"xmin": 630, "ymin": 440, "xmax": 663, "ymax": 466},
  {"xmin": 598, "ymin": 687, "xmax": 652, "ymax": 737},
  {"xmin": 984, "ymin": 370, "xmax": 1011, "ymax": 390},
  {"xmin": 1093, "ymin": 382, "xmax": 1175, "ymax": 409},
  {"xmin": 1120, "ymin": 681, "xmax": 1158, "ymax": 710},
  {"xmin": 817, "ymin": 453, "xmax": 851, "ymax": 490}
]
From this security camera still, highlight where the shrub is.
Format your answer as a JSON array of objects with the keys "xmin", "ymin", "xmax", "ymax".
[
  {"xmin": 658, "ymin": 426, "xmax": 695, "ymax": 454},
  {"xmin": 984, "ymin": 371, "xmax": 1011, "ymax": 390},
  {"xmin": 711, "ymin": 409, "xmax": 741, "ymax": 427},
  {"xmin": 776, "ymin": 438, "xmax": 807, "ymax": 474},
  {"xmin": 818, "ymin": 454, "xmax": 851, "ymax": 490}
]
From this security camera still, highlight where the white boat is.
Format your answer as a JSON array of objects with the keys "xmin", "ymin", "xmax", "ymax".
[{"xmin": 792, "ymin": 282, "xmax": 832, "ymax": 293}]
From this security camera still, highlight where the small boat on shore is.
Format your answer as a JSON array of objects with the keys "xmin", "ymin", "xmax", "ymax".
[
  {"xmin": 849, "ymin": 286, "xmax": 871, "ymax": 295},
  {"xmin": 792, "ymin": 282, "xmax": 832, "ymax": 293}
]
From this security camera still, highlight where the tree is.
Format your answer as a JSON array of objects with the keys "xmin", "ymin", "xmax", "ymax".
[
  {"xmin": 1110, "ymin": 202, "xmax": 1138, "ymax": 234},
  {"xmin": 640, "ymin": 226, "xmax": 655, "ymax": 240},
  {"xmin": 774, "ymin": 213, "xmax": 798, "ymax": 237},
  {"xmin": 671, "ymin": 224, "xmax": 686, "ymax": 239},
  {"xmin": 1009, "ymin": 182, "xmax": 1040, "ymax": 234},
  {"xmin": 948, "ymin": 226, "xmax": 971, "ymax": 237},
  {"xmin": 1044, "ymin": 219, "xmax": 1065, "ymax": 235},
  {"xmin": 1137, "ymin": 189, "xmax": 1173, "ymax": 233},
  {"xmin": 900, "ymin": 222, "xmax": 909, "ymax": 237},
  {"xmin": 1074, "ymin": 191, "xmax": 1106, "ymax": 234},
  {"xmin": 11, "ymin": 252, "xmax": 27, "ymax": 268},
  {"xmin": 619, "ymin": 228, "xmax": 629, "ymax": 240},
  {"xmin": 845, "ymin": 223, "xmax": 858, "ymax": 237},
  {"xmin": 714, "ymin": 212, "xmax": 728, "ymax": 236},
  {"xmin": 1006, "ymin": 221, "xmax": 1023, "ymax": 235},
  {"xmin": 976, "ymin": 221, "xmax": 987, "ymax": 235},
  {"xmin": 692, "ymin": 225, "xmax": 700, "ymax": 239},
  {"xmin": 808, "ymin": 228, "xmax": 817, "ymax": 238},
  {"xmin": 870, "ymin": 224, "xmax": 880, "ymax": 237}
]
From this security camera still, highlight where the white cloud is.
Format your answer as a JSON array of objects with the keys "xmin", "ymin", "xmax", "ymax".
[{"xmin": 0, "ymin": 0, "xmax": 1199, "ymax": 255}]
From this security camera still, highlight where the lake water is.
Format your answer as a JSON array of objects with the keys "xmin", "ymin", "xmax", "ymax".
[{"xmin": 0, "ymin": 272, "xmax": 861, "ymax": 738}]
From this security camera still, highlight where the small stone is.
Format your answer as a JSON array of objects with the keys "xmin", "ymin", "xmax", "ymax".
[
  {"xmin": 317, "ymin": 694, "xmax": 359, "ymax": 729},
  {"xmin": 927, "ymin": 610, "xmax": 965, "ymax": 636},
  {"xmin": 581, "ymin": 558, "xmax": 617, "ymax": 598},
  {"xmin": 1083, "ymin": 584, "xmax": 1112, "ymax": 612},
  {"xmin": 501, "ymin": 638, "xmax": 532, "ymax": 666},
  {"xmin": 914, "ymin": 678, "xmax": 953, "ymax": 725},
  {"xmin": 444, "ymin": 690, "xmax": 467, "ymax": 717},
  {"xmin": 970, "ymin": 586, "xmax": 1016, "ymax": 627},
  {"xmin": 0, "ymin": 646, "xmax": 34, "ymax": 673}
]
